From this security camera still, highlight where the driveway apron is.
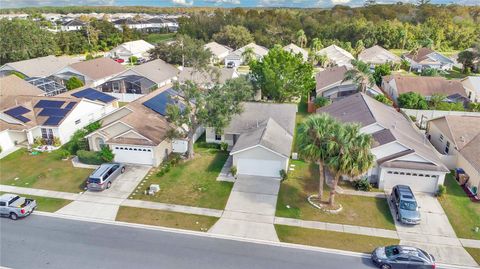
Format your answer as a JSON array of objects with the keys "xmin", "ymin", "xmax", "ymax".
[{"xmin": 209, "ymin": 175, "xmax": 281, "ymax": 241}]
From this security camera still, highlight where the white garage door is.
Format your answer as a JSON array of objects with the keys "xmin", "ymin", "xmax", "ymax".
[
  {"xmin": 383, "ymin": 171, "xmax": 439, "ymax": 193},
  {"xmin": 237, "ymin": 158, "xmax": 283, "ymax": 177},
  {"xmin": 112, "ymin": 146, "xmax": 154, "ymax": 166}
]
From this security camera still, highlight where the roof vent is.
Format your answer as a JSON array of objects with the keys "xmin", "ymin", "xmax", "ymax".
[{"xmin": 460, "ymin": 136, "xmax": 465, "ymax": 143}]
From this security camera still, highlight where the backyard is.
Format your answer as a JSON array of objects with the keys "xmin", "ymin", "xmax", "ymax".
[
  {"xmin": 0, "ymin": 149, "xmax": 93, "ymax": 193},
  {"xmin": 276, "ymin": 160, "xmax": 395, "ymax": 230},
  {"xmin": 131, "ymin": 141, "xmax": 232, "ymax": 210},
  {"xmin": 438, "ymin": 174, "xmax": 480, "ymax": 240}
]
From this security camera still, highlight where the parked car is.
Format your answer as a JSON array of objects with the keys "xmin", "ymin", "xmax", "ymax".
[
  {"xmin": 87, "ymin": 163, "xmax": 125, "ymax": 191},
  {"xmin": 226, "ymin": 61, "xmax": 236, "ymax": 68},
  {"xmin": 114, "ymin": 58, "xmax": 125, "ymax": 64},
  {"xmin": 0, "ymin": 194, "xmax": 37, "ymax": 220},
  {"xmin": 371, "ymin": 245, "xmax": 435, "ymax": 269},
  {"xmin": 390, "ymin": 185, "xmax": 421, "ymax": 225}
]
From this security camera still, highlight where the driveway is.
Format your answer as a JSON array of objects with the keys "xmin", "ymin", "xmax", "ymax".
[
  {"xmin": 209, "ymin": 175, "xmax": 281, "ymax": 241},
  {"xmin": 56, "ymin": 165, "xmax": 150, "ymax": 220},
  {"xmin": 388, "ymin": 192, "xmax": 477, "ymax": 267}
]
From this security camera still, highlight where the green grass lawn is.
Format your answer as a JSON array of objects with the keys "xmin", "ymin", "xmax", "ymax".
[
  {"xmin": 118, "ymin": 101, "xmax": 129, "ymax": 107},
  {"xmin": 145, "ymin": 33, "xmax": 175, "ymax": 44},
  {"xmin": 443, "ymin": 67, "xmax": 469, "ymax": 80},
  {"xmin": 438, "ymin": 174, "xmax": 480, "ymax": 240},
  {"xmin": 0, "ymin": 192, "xmax": 72, "ymax": 212},
  {"xmin": 116, "ymin": 206, "xmax": 218, "ymax": 232},
  {"xmin": 0, "ymin": 149, "xmax": 93, "ymax": 193},
  {"xmin": 277, "ymin": 160, "xmax": 395, "ymax": 230},
  {"xmin": 465, "ymin": 248, "xmax": 480, "ymax": 265},
  {"xmin": 275, "ymin": 225, "xmax": 399, "ymax": 253},
  {"xmin": 292, "ymin": 99, "xmax": 309, "ymax": 152},
  {"xmin": 131, "ymin": 143, "xmax": 232, "ymax": 210}
]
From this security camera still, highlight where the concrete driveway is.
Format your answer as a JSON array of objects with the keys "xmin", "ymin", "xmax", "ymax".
[
  {"xmin": 56, "ymin": 165, "xmax": 150, "ymax": 220},
  {"xmin": 388, "ymin": 192, "xmax": 477, "ymax": 267},
  {"xmin": 209, "ymin": 175, "xmax": 280, "ymax": 241}
]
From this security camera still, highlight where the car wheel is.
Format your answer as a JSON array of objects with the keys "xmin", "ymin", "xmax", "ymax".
[
  {"xmin": 121, "ymin": 167, "xmax": 125, "ymax": 173},
  {"xmin": 107, "ymin": 182, "xmax": 112, "ymax": 189},
  {"xmin": 381, "ymin": 264, "xmax": 391, "ymax": 269},
  {"xmin": 9, "ymin": 213, "xmax": 18, "ymax": 220}
]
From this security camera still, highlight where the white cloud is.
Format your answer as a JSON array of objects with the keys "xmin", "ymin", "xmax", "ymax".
[
  {"xmin": 172, "ymin": 0, "xmax": 194, "ymax": 6},
  {"xmin": 0, "ymin": 0, "xmax": 116, "ymax": 8},
  {"xmin": 331, "ymin": 0, "xmax": 351, "ymax": 3},
  {"xmin": 204, "ymin": 0, "xmax": 241, "ymax": 4}
]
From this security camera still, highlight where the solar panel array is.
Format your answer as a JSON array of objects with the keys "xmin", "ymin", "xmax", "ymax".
[
  {"xmin": 35, "ymin": 100, "xmax": 65, "ymax": 108},
  {"xmin": 72, "ymin": 88, "xmax": 117, "ymax": 103},
  {"xmin": 4, "ymin": 106, "xmax": 31, "ymax": 123},
  {"xmin": 33, "ymin": 99, "xmax": 75, "ymax": 126},
  {"xmin": 142, "ymin": 88, "xmax": 185, "ymax": 116}
]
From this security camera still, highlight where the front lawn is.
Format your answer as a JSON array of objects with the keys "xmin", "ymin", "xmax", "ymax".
[
  {"xmin": 275, "ymin": 225, "xmax": 399, "ymax": 253},
  {"xmin": 438, "ymin": 174, "xmax": 480, "ymax": 240},
  {"xmin": 277, "ymin": 160, "xmax": 395, "ymax": 230},
  {"xmin": 465, "ymin": 248, "xmax": 480, "ymax": 265},
  {"xmin": 0, "ymin": 149, "xmax": 93, "ymax": 193},
  {"xmin": 116, "ymin": 206, "xmax": 218, "ymax": 232},
  {"xmin": 0, "ymin": 192, "xmax": 72, "ymax": 212},
  {"xmin": 132, "ymin": 143, "xmax": 232, "ymax": 210}
]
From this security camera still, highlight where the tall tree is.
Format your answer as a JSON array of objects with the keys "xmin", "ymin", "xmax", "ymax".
[
  {"xmin": 343, "ymin": 60, "xmax": 376, "ymax": 93},
  {"xmin": 397, "ymin": 92, "xmax": 428, "ymax": 109},
  {"xmin": 241, "ymin": 47, "xmax": 255, "ymax": 65},
  {"xmin": 297, "ymin": 114, "xmax": 339, "ymax": 202},
  {"xmin": 212, "ymin": 25, "xmax": 253, "ymax": 50},
  {"xmin": 457, "ymin": 50, "xmax": 476, "ymax": 73},
  {"xmin": 166, "ymin": 77, "xmax": 254, "ymax": 159},
  {"xmin": 296, "ymin": 29, "xmax": 307, "ymax": 48}
]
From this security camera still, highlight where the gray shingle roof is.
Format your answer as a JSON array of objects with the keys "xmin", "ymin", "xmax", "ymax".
[
  {"xmin": 2, "ymin": 55, "xmax": 79, "ymax": 78},
  {"xmin": 358, "ymin": 45, "xmax": 401, "ymax": 65},
  {"xmin": 127, "ymin": 59, "xmax": 179, "ymax": 84}
]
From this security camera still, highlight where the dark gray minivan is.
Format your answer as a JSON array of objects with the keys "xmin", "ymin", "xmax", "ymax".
[
  {"xmin": 390, "ymin": 185, "xmax": 421, "ymax": 225},
  {"xmin": 87, "ymin": 163, "xmax": 125, "ymax": 191}
]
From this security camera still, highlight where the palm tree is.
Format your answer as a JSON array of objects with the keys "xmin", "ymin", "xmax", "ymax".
[
  {"xmin": 297, "ymin": 114, "xmax": 339, "ymax": 201},
  {"xmin": 326, "ymin": 123, "xmax": 374, "ymax": 206},
  {"xmin": 310, "ymin": 38, "xmax": 323, "ymax": 53},
  {"xmin": 242, "ymin": 47, "xmax": 255, "ymax": 65},
  {"xmin": 296, "ymin": 29, "xmax": 307, "ymax": 48},
  {"xmin": 343, "ymin": 60, "xmax": 375, "ymax": 93}
]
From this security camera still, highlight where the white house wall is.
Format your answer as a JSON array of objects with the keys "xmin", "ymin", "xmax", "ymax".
[
  {"xmin": 457, "ymin": 153, "xmax": 480, "ymax": 193},
  {"xmin": 370, "ymin": 141, "xmax": 409, "ymax": 160}
]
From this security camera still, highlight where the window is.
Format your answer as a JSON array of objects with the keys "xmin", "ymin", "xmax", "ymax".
[
  {"xmin": 439, "ymin": 134, "xmax": 444, "ymax": 141},
  {"xmin": 215, "ymin": 133, "xmax": 222, "ymax": 141},
  {"xmin": 75, "ymin": 119, "xmax": 81, "ymax": 125},
  {"xmin": 0, "ymin": 202, "xmax": 5, "ymax": 206},
  {"xmin": 445, "ymin": 141, "xmax": 450, "ymax": 154},
  {"xmin": 41, "ymin": 128, "xmax": 54, "ymax": 140}
]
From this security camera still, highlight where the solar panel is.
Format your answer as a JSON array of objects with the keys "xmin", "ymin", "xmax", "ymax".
[
  {"xmin": 35, "ymin": 100, "xmax": 65, "ymax": 108},
  {"xmin": 43, "ymin": 116, "xmax": 63, "ymax": 126},
  {"xmin": 15, "ymin": 115, "xmax": 31, "ymax": 123},
  {"xmin": 97, "ymin": 94, "xmax": 116, "ymax": 103},
  {"xmin": 142, "ymin": 89, "xmax": 184, "ymax": 116},
  {"xmin": 64, "ymin": 102, "xmax": 77, "ymax": 110},
  {"xmin": 38, "ymin": 108, "xmax": 69, "ymax": 117},
  {"xmin": 71, "ymin": 88, "xmax": 116, "ymax": 103},
  {"xmin": 4, "ymin": 106, "xmax": 30, "ymax": 117},
  {"xmin": 71, "ymin": 88, "xmax": 98, "ymax": 98}
]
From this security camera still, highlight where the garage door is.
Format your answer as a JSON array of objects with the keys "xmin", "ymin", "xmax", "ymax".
[
  {"xmin": 237, "ymin": 158, "xmax": 283, "ymax": 177},
  {"xmin": 383, "ymin": 171, "xmax": 439, "ymax": 193},
  {"xmin": 112, "ymin": 146, "xmax": 154, "ymax": 166}
]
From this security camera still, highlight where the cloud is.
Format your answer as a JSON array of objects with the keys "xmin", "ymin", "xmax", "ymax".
[
  {"xmin": 0, "ymin": 0, "xmax": 116, "ymax": 8},
  {"xmin": 204, "ymin": 0, "xmax": 241, "ymax": 4},
  {"xmin": 172, "ymin": 0, "xmax": 194, "ymax": 6}
]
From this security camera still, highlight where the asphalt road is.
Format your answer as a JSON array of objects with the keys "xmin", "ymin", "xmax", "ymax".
[{"xmin": 0, "ymin": 215, "xmax": 377, "ymax": 269}]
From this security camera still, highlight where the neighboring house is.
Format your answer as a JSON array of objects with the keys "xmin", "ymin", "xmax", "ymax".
[
  {"xmin": 403, "ymin": 48, "xmax": 454, "ymax": 72},
  {"xmin": 107, "ymin": 40, "xmax": 155, "ymax": 62},
  {"xmin": 25, "ymin": 77, "xmax": 68, "ymax": 96},
  {"xmin": 206, "ymin": 102, "xmax": 297, "ymax": 178},
  {"xmin": 427, "ymin": 115, "xmax": 480, "ymax": 196},
  {"xmin": 52, "ymin": 58, "xmax": 126, "ymax": 88},
  {"xmin": 177, "ymin": 67, "xmax": 238, "ymax": 89},
  {"xmin": 0, "ymin": 76, "xmax": 45, "ymax": 109},
  {"xmin": 382, "ymin": 75, "xmax": 468, "ymax": 105},
  {"xmin": 98, "ymin": 59, "xmax": 179, "ymax": 99},
  {"xmin": 318, "ymin": 93, "xmax": 449, "ymax": 193},
  {"xmin": 0, "ymin": 55, "xmax": 79, "ymax": 78},
  {"xmin": 0, "ymin": 93, "xmax": 117, "ymax": 153},
  {"xmin": 204, "ymin": 42, "xmax": 233, "ymax": 64},
  {"xmin": 60, "ymin": 19, "xmax": 85, "ymax": 31},
  {"xmin": 317, "ymin": 45, "xmax": 355, "ymax": 68},
  {"xmin": 283, "ymin": 43, "xmax": 309, "ymax": 62},
  {"xmin": 358, "ymin": 45, "xmax": 401, "ymax": 66},
  {"xmin": 224, "ymin": 43, "xmax": 269, "ymax": 67},
  {"xmin": 461, "ymin": 76, "xmax": 480, "ymax": 103},
  {"xmin": 112, "ymin": 18, "xmax": 150, "ymax": 31},
  {"xmin": 315, "ymin": 66, "xmax": 381, "ymax": 100}
]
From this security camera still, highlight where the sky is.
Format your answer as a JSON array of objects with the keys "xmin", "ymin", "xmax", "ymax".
[{"xmin": 1, "ymin": 0, "xmax": 479, "ymax": 9}]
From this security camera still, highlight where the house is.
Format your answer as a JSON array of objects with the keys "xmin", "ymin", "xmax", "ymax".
[
  {"xmin": 60, "ymin": 19, "xmax": 85, "ymax": 31},
  {"xmin": 283, "ymin": 43, "xmax": 308, "ymax": 62},
  {"xmin": 107, "ymin": 40, "xmax": 155, "ymax": 63},
  {"xmin": 112, "ymin": 18, "xmax": 150, "ymax": 31},
  {"xmin": 461, "ymin": 76, "xmax": 480, "ymax": 103},
  {"xmin": 25, "ymin": 77, "xmax": 68, "ymax": 96},
  {"xmin": 177, "ymin": 67, "xmax": 238, "ymax": 89},
  {"xmin": 204, "ymin": 42, "xmax": 233, "ymax": 64},
  {"xmin": 224, "ymin": 43, "xmax": 269, "ymax": 67},
  {"xmin": 317, "ymin": 45, "xmax": 354, "ymax": 68},
  {"xmin": 427, "ymin": 115, "xmax": 480, "ymax": 196},
  {"xmin": 0, "ymin": 55, "xmax": 79, "ymax": 78},
  {"xmin": 382, "ymin": 75, "xmax": 468, "ymax": 105},
  {"xmin": 315, "ymin": 66, "xmax": 381, "ymax": 100},
  {"xmin": 86, "ymin": 85, "xmax": 196, "ymax": 166},
  {"xmin": 52, "ymin": 58, "xmax": 126, "ymax": 88},
  {"xmin": 318, "ymin": 93, "xmax": 449, "ymax": 193},
  {"xmin": 206, "ymin": 102, "xmax": 297, "ymax": 178},
  {"xmin": 0, "ymin": 92, "xmax": 117, "ymax": 153},
  {"xmin": 358, "ymin": 45, "xmax": 401, "ymax": 66},
  {"xmin": 0, "ymin": 76, "xmax": 45, "ymax": 109},
  {"xmin": 403, "ymin": 48, "xmax": 454, "ymax": 72},
  {"xmin": 98, "ymin": 59, "xmax": 179, "ymax": 100}
]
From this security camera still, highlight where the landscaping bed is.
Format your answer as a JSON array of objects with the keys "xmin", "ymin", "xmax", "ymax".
[
  {"xmin": 276, "ymin": 160, "xmax": 395, "ymax": 230},
  {"xmin": 275, "ymin": 225, "xmax": 399, "ymax": 253},
  {"xmin": 116, "ymin": 206, "xmax": 218, "ymax": 232},
  {"xmin": 0, "ymin": 149, "xmax": 92, "ymax": 193}
]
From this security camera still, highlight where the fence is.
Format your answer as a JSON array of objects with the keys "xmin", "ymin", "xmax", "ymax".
[{"xmin": 401, "ymin": 109, "xmax": 480, "ymax": 129}]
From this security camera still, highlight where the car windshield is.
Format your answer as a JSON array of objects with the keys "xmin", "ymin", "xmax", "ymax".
[
  {"xmin": 88, "ymin": 177, "xmax": 101, "ymax": 184},
  {"xmin": 8, "ymin": 196, "xmax": 20, "ymax": 205},
  {"xmin": 400, "ymin": 201, "xmax": 417, "ymax": 211},
  {"xmin": 385, "ymin": 246, "xmax": 400, "ymax": 257}
]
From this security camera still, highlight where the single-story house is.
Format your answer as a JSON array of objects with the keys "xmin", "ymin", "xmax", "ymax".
[
  {"xmin": 317, "ymin": 45, "xmax": 354, "ymax": 68},
  {"xmin": 283, "ymin": 43, "xmax": 308, "ymax": 62},
  {"xmin": 318, "ymin": 93, "xmax": 449, "ymax": 193},
  {"xmin": 427, "ymin": 115, "xmax": 480, "ymax": 196},
  {"xmin": 52, "ymin": 57, "xmax": 126, "ymax": 88},
  {"xmin": 403, "ymin": 48, "xmax": 454, "ymax": 72},
  {"xmin": 206, "ymin": 102, "xmax": 297, "ymax": 178},
  {"xmin": 204, "ymin": 42, "xmax": 233, "ymax": 64},
  {"xmin": 25, "ymin": 77, "xmax": 68, "ymax": 96},
  {"xmin": 358, "ymin": 45, "xmax": 401, "ymax": 66},
  {"xmin": 60, "ymin": 19, "xmax": 85, "ymax": 31},
  {"xmin": 177, "ymin": 67, "xmax": 238, "ymax": 89},
  {"xmin": 382, "ymin": 75, "xmax": 468, "ymax": 105},
  {"xmin": 224, "ymin": 43, "xmax": 269, "ymax": 67},
  {"xmin": 107, "ymin": 40, "xmax": 155, "ymax": 62},
  {"xmin": 0, "ymin": 75, "xmax": 45, "ymax": 98},
  {"xmin": 0, "ymin": 55, "xmax": 79, "ymax": 78},
  {"xmin": 461, "ymin": 76, "xmax": 480, "ymax": 103}
]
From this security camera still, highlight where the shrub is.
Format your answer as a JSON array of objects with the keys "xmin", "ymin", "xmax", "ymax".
[
  {"xmin": 84, "ymin": 121, "xmax": 101, "ymax": 133},
  {"xmin": 436, "ymin": 184, "xmax": 447, "ymax": 197},
  {"xmin": 168, "ymin": 153, "xmax": 181, "ymax": 166},
  {"xmin": 163, "ymin": 163, "xmax": 171, "ymax": 173},
  {"xmin": 11, "ymin": 71, "xmax": 26, "ymax": 79},
  {"xmin": 0, "ymin": 145, "xmax": 2, "ymax": 153},
  {"xmin": 58, "ymin": 149, "xmax": 71, "ymax": 160},
  {"xmin": 77, "ymin": 150, "xmax": 104, "ymax": 165},
  {"xmin": 33, "ymin": 137, "xmax": 46, "ymax": 148},
  {"xmin": 156, "ymin": 169, "xmax": 165, "ymax": 177},
  {"xmin": 129, "ymin": 56, "xmax": 138, "ymax": 64},
  {"xmin": 374, "ymin": 94, "xmax": 393, "ymax": 106},
  {"xmin": 353, "ymin": 178, "xmax": 372, "ymax": 192},
  {"xmin": 280, "ymin": 169, "xmax": 288, "ymax": 181},
  {"xmin": 65, "ymin": 76, "xmax": 84, "ymax": 90},
  {"xmin": 85, "ymin": 53, "xmax": 94, "ymax": 60},
  {"xmin": 409, "ymin": 115, "xmax": 417, "ymax": 122},
  {"xmin": 220, "ymin": 142, "xmax": 229, "ymax": 151},
  {"xmin": 52, "ymin": 136, "xmax": 61, "ymax": 147},
  {"xmin": 65, "ymin": 129, "xmax": 88, "ymax": 154},
  {"xmin": 230, "ymin": 166, "xmax": 237, "ymax": 177},
  {"xmin": 99, "ymin": 146, "xmax": 114, "ymax": 162},
  {"xmin": 314, "ymin": 96, "xmax": 331, "ymax": 108}
]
